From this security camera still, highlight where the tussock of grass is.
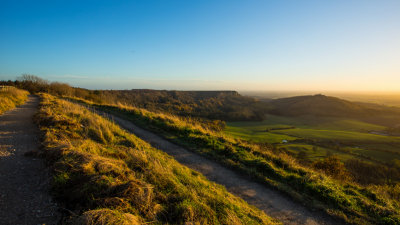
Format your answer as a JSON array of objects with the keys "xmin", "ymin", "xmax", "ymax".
[
  {"xmin": 69, "ymin": 97, "xmax": 400, "ymax": 225},
  {"xmin": 0, "ymin": 87, "xmax": 29, "ymax": 114},
  {"xmin": 73, "ymin": 209, "xmax": 140, "ymax": 225},
  {"xmin": 36, "ymin": 94, "xmax": 277, "ymax": 225}
]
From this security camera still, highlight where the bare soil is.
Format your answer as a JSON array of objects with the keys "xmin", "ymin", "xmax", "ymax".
[
  {"xmin": 0, "ymin": 96, "xmax": 60, "ymax": 225},
  {"xmin": 103, "ymin": 112, "xmax": 345, "ymax": 225}
]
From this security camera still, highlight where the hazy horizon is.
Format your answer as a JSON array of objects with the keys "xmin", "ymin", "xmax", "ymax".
[{"xmin": 1, "ymin": 0, "xmax": 400, "ymax": 92}]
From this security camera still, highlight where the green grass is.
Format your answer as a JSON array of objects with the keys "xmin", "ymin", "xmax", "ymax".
[
  {"xmin": 226, "ymin": 114, "xmax": 390, "ymax": 144},
  {"xmin": 37, "ymin": 94, "xmax": 277, "ymax": 225},
  {"xmin": 356, "ymin": 148, "xmax": 400, "ymax": 162},
  {"xmin": 68, "ymin": 96, "xmax": 400, "ymax": 225},
  {"xmin": 229, "ymin": 114, "xmax": 386, "ymax": 132},
  {"xmin": 278, "ymin": 143, "xmax": 352, "ymax": 160},
  {"xmin": 0, "ymin": 87, "xmax": 29, "ymax": 114},
  {"xmin": 274, "ymin": 128, "xmax": 400, "ymax": 143},
  {"xmin": 225, "ymin": 126, "xmax": 297, "ymax": 143},
  {"xmin": 226, "ymin": 114, "xmax": 400, "ymax": 164}
]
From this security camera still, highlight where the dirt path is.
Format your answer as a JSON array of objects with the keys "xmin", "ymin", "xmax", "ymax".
[
  {"xmin": 102, "ymin": 112, "xmax": 344, "ymax": 225},
  {"xmin": 0, "ymin": 96, "xmax": 60, "ymax": 225}
]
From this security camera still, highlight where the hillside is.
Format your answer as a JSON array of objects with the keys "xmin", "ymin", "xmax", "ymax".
[
  {"xmin": 269, "ymin": 94, "xmax": 400, "ymax": 120},
  {"xmin": 3, "ymin": 77, "xmax": 400, "ymax": 224},
  {"xmin": 86, "ymin": 89, "xmax": 268, "ymax": 121},
  {"xmin": 36, "ymin": 94, "xmax": 276, "ymax": 224},
  {"xmin": 69, "ymin": 96, "xmax": 400, "ymax": 225}
]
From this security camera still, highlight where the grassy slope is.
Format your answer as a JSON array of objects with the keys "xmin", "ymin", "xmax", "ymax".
[
  {"xmin": 0, "ymin": 88, "xmax": 29, "ymax": 114},
  {"xmin": 36, "ymin": 94, "xmax": 276, "ymax": 225},
  {"xmin": 68, "ymin": 97, "xmax": 400, "ymax": 225},
  {"xmin": 226, "ymin": 114, "xmax": 400, "ymax": 163}
]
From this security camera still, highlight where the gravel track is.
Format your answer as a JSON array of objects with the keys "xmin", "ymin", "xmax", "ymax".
[
  {"xmin": 0, "ymin": 96, "xmax": 60, "ymax": 225},
  {"xmin": 98, "ymin": 110, "xmax": 345, "ymax": 225}
]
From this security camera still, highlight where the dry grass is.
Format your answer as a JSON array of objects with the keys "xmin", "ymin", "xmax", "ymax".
[
  {"xmin": 67, "ymin": 96, "xmax": 400, "ymax": 225},
  {"xmin": 36, "ymin": 94, "xmax": 278, "ymax": 225},
  {"xmin": 0, "ymin": 87, "xmax": 29, "ymax": 114},
  {"xmin": 73, "ymin": 209, "xmax": 140, "ymax": 225}
]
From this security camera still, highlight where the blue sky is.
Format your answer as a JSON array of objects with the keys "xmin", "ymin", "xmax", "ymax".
[{"xmin": 1, "ymin": 0, "xmax": 399, "ymax": 91}]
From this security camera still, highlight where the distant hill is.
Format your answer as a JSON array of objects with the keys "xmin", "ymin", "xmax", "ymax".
[
  {"xmin": 87, "ymin": 89, "xmax": 269, "ymax": 121},
  {"xmin": 268, "ymin": 94, "xmax": 400, "ymax": 120}
]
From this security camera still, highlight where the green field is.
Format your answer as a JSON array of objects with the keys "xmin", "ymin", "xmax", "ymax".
[
  {"xmin": 225, "ymin": 126, "xmax": 297, "ymax": 143},
  {"xmin": 274, "ymin": 128, "xmax": 400, "ymax": 142},
  {"xmin": 226, "ymin": 114, "xmax": 400, "ymax": 163}
]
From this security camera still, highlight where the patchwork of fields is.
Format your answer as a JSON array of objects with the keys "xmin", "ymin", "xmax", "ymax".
[{"xmin": 226, "ymin": 114, "xmax": 400, "ymax": 163}]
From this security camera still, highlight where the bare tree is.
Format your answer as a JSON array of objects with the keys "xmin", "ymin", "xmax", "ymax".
[{"xmin": 17, "ymin": 74, "xmax": 49, "ymax": 93}]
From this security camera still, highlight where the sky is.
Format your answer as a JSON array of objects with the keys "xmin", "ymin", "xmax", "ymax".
[{"xmin": 1, "ymin": 0, "xmax": 399, "ymax": 91}]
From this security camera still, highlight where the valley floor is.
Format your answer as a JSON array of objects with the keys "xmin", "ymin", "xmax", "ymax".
[{"xmin": 226, "ymin": 114, "xmax": 400, "ymax": 164}]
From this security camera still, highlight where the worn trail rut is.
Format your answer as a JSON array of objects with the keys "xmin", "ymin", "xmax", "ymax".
[
  {"xmin": 99, "ymin": 111, "xmax": 344, "ymax": 225},
  {"xmin": 0, "ymin": 96, "xmax": 60, "ymax": 225}
]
